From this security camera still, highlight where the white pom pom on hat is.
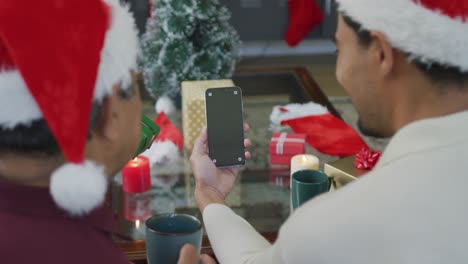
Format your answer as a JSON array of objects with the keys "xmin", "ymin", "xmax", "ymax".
[
  {"xmin": 155, "ymin": 96, "xmax": 176, "ymax": 115},
  {"xmin": 0, "ymin": 0, "xmax": 139, "ymax": 215},
  {"xmin": 50, "ymin": 161, "xmax": 107, "ymax": 216}
]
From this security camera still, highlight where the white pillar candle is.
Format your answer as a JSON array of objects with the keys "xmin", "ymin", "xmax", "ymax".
[{"xmin": 290, "ymin": 154, "xmax": 320, "ymax": 176}]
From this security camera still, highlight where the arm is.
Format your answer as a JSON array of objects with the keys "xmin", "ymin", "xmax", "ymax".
[
  {"xmin": 190, "ymin": 127, "xmax": 285, "ymax": 264},
  {"xmin": 202, "ymin": 202, "xmax": 285, "ymax": 264}
]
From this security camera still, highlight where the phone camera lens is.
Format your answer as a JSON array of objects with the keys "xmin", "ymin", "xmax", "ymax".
[
  {"xmin": 208, "ymin": 92, "xmax": 212, "ymax": 97},
  {"xmin": 234, "ymin": 91, "xmax": 238, "ymax": 95}
]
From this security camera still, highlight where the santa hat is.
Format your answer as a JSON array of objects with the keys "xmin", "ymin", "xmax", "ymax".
[
  {"xmin": 336, "ymin": 0, "xmax": 468, "ymax": 72},
  {"xmin": 141, "ymin": 97, "xmax": 183, "ymax": 165},
  {"xmin": 270, "ymin": 102, "xmax": 368, "ymax": 157},
  {"xmin": 0, "ymin": 0, "xmax": 139, "ymax": 215}
]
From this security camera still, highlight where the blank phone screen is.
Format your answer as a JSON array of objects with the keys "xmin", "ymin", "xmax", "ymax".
[{"xmin": 205, "ymin": 87, "xmax": 245, "ymax": 167}]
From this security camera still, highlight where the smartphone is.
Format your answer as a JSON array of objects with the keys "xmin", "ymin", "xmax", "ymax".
[{"xmin": 205, "ymin": 87, "xmax": 245, "ymax": 167}]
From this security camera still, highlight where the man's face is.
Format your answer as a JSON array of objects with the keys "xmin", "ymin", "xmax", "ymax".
[
  {"xmin": 86, "ymin": 72, "xmax": 142, "ymax": 177},
  {"xmin": 335, "ymin": 15, "xmax": 390, "ymax": 138},
  {"xmin": 114, "ymin": 73, "xmax": 142, "ymax": 171}
]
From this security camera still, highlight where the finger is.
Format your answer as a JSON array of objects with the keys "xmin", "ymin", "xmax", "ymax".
[
  {"xmin": 200, "ymin": 254, "xmax": 217, "ymax": 264},
  {"xmin": 244, "ymin": 138, "xmax": 252, "ymax": 148},
  {"xmin": 245, "ymin": 151, "xmax": 251, "ymax": 160},
  {"xmin": 177, "ymin": 244, "xmax": 198, "ymax": 264},
  {"xmin": 243, "ymin": 123, "xmax": 250, "ymax": 133},
  {"xmin": 192, "ymin": 127, "xmax": 208, "ymax": 156},
  {"xmin": 200, "ymin": 127, "xmax": 208, "ymax": 142}
]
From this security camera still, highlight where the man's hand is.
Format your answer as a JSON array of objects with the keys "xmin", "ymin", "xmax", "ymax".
[
  {"xmin": 177, "ymin": 244, "xmax": 217, "ymax": 264},
  {"xmin": 190, "ymin": 124, "xmax": 251, "ymax": 212}
]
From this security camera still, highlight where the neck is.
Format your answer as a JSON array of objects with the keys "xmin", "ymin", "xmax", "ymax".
[
  {"xmin": 0, "ymin": 153, "xmax": 64, "ymax": 188},
  {"xmin": 392, "ymin": 82, "xmax": 468, "ymax": 132}
]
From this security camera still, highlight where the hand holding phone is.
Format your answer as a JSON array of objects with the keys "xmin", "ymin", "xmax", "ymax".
[{"xmin": 205, "ymin": 87, "xmax": 245, "ymax": 167}]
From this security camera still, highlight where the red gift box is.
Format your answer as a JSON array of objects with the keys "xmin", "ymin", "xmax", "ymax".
[{"xmin": 269, "ymin": 132, "xmax": 306, "ymax": 165}]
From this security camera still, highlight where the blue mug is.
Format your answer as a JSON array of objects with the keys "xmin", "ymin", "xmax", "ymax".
[{"xmin": 145, "ymin": 213, "xmax": 203, "ymax": 264}]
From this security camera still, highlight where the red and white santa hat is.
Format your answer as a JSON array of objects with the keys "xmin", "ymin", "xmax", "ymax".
[
  {"xmin": 271, "ymin": 102, "xmax": 368, "ymax": 157},
  {"xmin": 0, "ymin": 0, "xmax": 139, "ymax": 215},
  {"xmin": 141, "ymin": 97, "xmax": 183, "ymax": 166},
  {"xmin": 336, "ymin": 0, "xmax": 468, "ymax": 72}
]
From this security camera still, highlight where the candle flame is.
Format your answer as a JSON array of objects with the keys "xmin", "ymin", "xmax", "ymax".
[{"xmin": 135, "ymin": 220, "xmax": 140, "ymax": 229}]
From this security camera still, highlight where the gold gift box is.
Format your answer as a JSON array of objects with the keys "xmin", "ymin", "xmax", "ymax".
[
  {"xmin": 181, "ymin": 79, "xmax": 235, "ymax": 154},
  {"xmin": 324, "ymin": 156, "xmax": 368, "ymax": 190}
]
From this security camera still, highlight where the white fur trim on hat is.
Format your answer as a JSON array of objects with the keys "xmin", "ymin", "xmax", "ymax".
[
  {"xmin": 336, "ymin": 0, "xmax": 468, "ymax": 71},
  {"xmin": 155, "ymin": 96, "xmax": 175, "ymax": 115},
  {"xmin": 93, "ymin": 0, "xmax": 139, "ymax": 100},
  {"xmin": 0, "ymin": 71, "xmax": 42, "ymax": 129},
  {"xmin": 0, "ymin": 0, "xmax": 139, "ymax": 127},
  {"xmin": 270, "ymin": 102, "xmax": 329, "ymax": 126},
  {"xmin": 50, "ymin": 160, "xmax": 107, "ymax": 216},
  {"xmin": 141, "ymin": 141, "xmax": 180, "ymax": 165}
]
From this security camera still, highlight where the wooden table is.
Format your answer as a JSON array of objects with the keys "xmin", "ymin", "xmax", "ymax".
[{"xmin": 113, "ymin": 66, "xmax": 339, "ymax": 263}]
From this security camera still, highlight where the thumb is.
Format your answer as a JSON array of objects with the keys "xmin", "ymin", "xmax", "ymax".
[
  {"xmin": 177, "ymin": 244, "xmax": 198, "ymax": 264},
  {"xmin": 200, "ymin": 254, "xmax": 217, "ymax": 264},
  {"xmin": 191, "ymin": 127, "xmax": 208, "ymax": 156}
]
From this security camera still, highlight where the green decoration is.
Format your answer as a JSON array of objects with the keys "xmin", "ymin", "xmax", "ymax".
[{"xmin": 140, "ymin": 0, "xmax": 241, "ymax": 103}]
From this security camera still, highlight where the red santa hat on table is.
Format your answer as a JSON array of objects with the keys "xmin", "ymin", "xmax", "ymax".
[
  {"xmin": 0, "ymin": 0, "xmax": 139, "ymax": 215},
  {"xmin": 336, "ymin": 0, "xmax": 468, "ymax": 72},
  {"xmin": 141, "ymin": 97, "xmax": 183, "ymax": 166},
  {"xmin": 271, "ymin": 102, "xmax": 368, "ymax": 157}
]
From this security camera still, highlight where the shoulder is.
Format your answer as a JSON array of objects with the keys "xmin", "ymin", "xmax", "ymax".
[{"xmin": 0, "ymin": 212, "xmax": 128, "ymax": 264}]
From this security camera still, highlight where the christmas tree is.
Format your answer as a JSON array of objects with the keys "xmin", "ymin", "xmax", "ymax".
[{"xmin": 140, "ymin": 0, "xmax": 241, "ymax": 103}]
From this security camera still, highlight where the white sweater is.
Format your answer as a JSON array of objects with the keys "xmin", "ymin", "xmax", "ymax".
[{"xmin": 203, "ymin": 110, "xmax": 468, "ymax": 264}]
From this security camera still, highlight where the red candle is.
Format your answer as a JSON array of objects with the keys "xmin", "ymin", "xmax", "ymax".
[{"xmin": 122, "ymin": 156, "xmax": 151, "ymax": 193}]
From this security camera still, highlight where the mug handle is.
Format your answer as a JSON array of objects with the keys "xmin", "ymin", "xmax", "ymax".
[{"xmin": 327, "ymin": 176, "xmax": 335, "ymax": 191}]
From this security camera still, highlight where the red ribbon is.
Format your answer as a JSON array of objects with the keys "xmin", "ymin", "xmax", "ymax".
[{"xmin": 354, "ymin": 147, "xmax": 382, "ymax": 170}]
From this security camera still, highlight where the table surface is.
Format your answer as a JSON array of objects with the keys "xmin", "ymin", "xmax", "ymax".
[{"xmin": 111, "ymin": 66, "xmax": 340, "ymax": 263}]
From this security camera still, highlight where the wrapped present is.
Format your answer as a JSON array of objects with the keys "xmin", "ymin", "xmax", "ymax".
[
  {"xmin": 181, "ymin": 79, "xmax": 235, "ymax": 154},
  {"xmin": 269, "ymin": 132, "xmax": 306, "ymax": 165},
  {"xmin": 324, "ymin": 156, "xmax": 367, "ymax": 190}
]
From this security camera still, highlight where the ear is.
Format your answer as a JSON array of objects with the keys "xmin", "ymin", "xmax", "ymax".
[
  {"xmin": 90, "ymin": 85, "xmax": 122, "ymax": 142},
  {"xmin": 369, "ymin": 31, "xmax": 396, "ymax": 78}
]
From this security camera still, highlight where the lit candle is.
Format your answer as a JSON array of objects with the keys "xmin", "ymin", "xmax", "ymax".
[
  {"xmin": 290, "ymin": 154, "xmax": 319, "ymax": 188},
  {"xmin": 290, "ymin": 154, "xmax": 320, "ymax": 175},
  {"xmin": 122, "ymin": 156, "xmax": 151, "ymax": 193}
]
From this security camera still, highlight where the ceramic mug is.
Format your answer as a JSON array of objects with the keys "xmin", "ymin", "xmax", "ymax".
[
  {"xmin": 291, "ymin": 169, "xmax": 331, "ymax": 210},
  {"xmin": 145, "ymin": 213, "xmax": 203, "ymax": 264}
]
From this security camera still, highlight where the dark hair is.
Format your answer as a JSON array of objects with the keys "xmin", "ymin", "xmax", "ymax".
[
  {"xmin": 342, "ymin": 14, "xmax": 468, "ymax": 88},
  {"xmin": 0, "ymin": 81, "xmax": 136, "ymax": 156}
]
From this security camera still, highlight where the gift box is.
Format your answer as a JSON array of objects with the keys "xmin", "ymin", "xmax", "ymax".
[
  {"xmin": 324, "ymin": 156, "xmax": 367, "ymax": 190},
  {"xmin": 181, "ymin": 79, "xmax": 235, "ymax": 154},
  {"xmin": 269, "ymin": 132, "xmax": 306, "ymax": 165}
]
